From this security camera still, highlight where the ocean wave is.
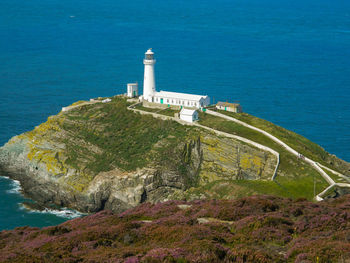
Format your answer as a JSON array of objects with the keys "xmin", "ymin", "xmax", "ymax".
[
  {"xmin": 37, "ymin": 208, "xmax": 85, "ymax": 219},
  {"xmin": 6, "ymin": 179, "xmax": 22, "ymax": 194},
  {"xmin": 20, "ymin": 204, "xmax": 85, "ymax": 219}
]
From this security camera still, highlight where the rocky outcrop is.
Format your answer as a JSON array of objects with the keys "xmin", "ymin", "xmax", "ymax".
[
  {"xmin": 326, "ymin": 154, "xmax": 350, "ymax": 175},
  {"xmin": 199, "ymin": 134, "xmax": 275, "ymax": 183},
  {"xmin": 0, "ymin": 97, "xmax": 280, "ymax": 213},
  {"xmin": 0, "ymin": 132, "xmax": 274, "ymax": 213}
]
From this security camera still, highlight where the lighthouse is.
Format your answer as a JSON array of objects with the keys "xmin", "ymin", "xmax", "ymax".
[
  {"xmin": 133, "ymin": 48, "xmax": 210, "ymax": 108},
  {"xmin": 143, "ymin": 48, "xmax": 156, "ymax": 102}
]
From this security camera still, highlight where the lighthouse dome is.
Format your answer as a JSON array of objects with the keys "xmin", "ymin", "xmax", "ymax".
[
  {"xmin": 145, "ymin": 49, "xmax": 155, "ymax": 60},
  {"xmin": 145, "ymin": 48, "xmax": 154, "ymax": 55}
]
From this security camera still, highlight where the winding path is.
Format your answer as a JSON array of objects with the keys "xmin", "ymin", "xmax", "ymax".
[
  {"xmin": 128, "ymin": 102, "xmax": 350, "ymax": 200},
  {"xmin": 205, "ymin": 109, "xmax": 350, "ymax": 200},
  {"xmin": 128, "ymin": 103, "xmax": 280, "ymax": 180}
]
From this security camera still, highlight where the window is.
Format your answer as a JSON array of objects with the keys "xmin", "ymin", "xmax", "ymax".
[
  {"xmin": 167, "ymin": 99, "xmax": 169, "ymax": 103},
  {"xmin": 145, "ymin": 54, "xmax": 154, "ymax": 60}
]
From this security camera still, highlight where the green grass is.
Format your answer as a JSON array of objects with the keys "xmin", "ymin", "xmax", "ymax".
[
  {"xmin": 134, "ymin": 104, "xmax": 159, "ymax": 113},
  {"xmin": 157, "ymin": 108, "xmax": 179, "ymax": 117},
  {"xmin": 214, "ymin": 109, "xmax": 338, "ymax": 171},
  {"xmin": 61, "ymin": 97, "xmax": 194, "ymax": 174},
  {"xmin": 198, "ymin": 112, "xmax": 329, "ymax": 200},
  {"xmin": 134, "ymin": 104, "xmax": 179, "ymax": 117},
  {"xmin": 188, "ymin": 172, "xmax": 326, "ymax": 201},
  {"xmin": 56, "ymin": 99, "xmax": 331, "ymax": 199},
  {"xmin": 321, "ymin": 167, "xmax": 350, "ymax": 184}
]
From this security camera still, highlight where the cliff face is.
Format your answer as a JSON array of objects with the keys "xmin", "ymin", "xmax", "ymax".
[{"xmin": 0, "ymin": 97, "xmax": 276, "ymax": 213}]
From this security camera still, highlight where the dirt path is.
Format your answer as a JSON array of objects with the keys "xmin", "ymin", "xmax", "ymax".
[
  {"xmin": 128, "ymin": 102, "xmax": 350, "ymax": 200},
  {"xmin": 205, "ymin": 109, "xmax": 350, "ymax": 200},
  {"xmin": 128, "ymin": 103, "xmax": 279, "ymax": 180}
]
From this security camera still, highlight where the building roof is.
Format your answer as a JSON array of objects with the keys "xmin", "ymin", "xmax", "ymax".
[
  {"xmin": 180, "ymin": 108, "xmax": 197, "ymax": 116},
  {"xmin": 155, "ymin": 91, "xmax": 208, "ymax": 101},
  {"xmin": 145, "ymin": 48, "xmax": 154, "ymax": 54},
  {"xmin": 217, "ymin": 101, "xmax": 240, "ymax": 108}
]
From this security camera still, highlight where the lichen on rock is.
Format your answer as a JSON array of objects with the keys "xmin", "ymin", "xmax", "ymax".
[{"xmin": 0, "ymin": 97, "xmax": 329, "ymax": 213}]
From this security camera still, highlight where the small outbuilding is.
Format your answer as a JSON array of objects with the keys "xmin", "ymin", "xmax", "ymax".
[
  {"xmin": 179, "ymin": 108, "xmax": 199, "ymax": 123},
  {"xmin": 127, "ymin": 83, "xmax": 138, "ymax": 98},
  {"xmin": 216, "ymin": 101, "xmax": 242, "ymax": 113}
]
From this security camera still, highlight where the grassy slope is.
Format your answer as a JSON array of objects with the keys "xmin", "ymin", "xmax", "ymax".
[
  {"xmin": 134, "ymin": 106, "xmax": 331, "ymax": 200},
  {"xmin": 61, "ymin": 97, "xmax": 196, "ymax": 174},
  {"xmin": 197, "ymin": 112, "xmax": 329, "ymax": 200},
  {"xmin": 134, "ymin": 104, "xmax": 179, "ymax": 117},
  {"xmin": 21, "ymin": 97, "xmax": 199, "ymax": 191},
  {"xmin": 20, "ymin": 97, "xmax": 342, "ymax": 200},
  {"xmin": 215, "ymin": 110, "xmax": 338, "ymax": 170}
]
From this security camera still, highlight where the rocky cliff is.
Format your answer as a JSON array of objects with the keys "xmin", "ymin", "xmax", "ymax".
[{"xmin": 0, "ymin": 97, "xmax": 277, "ymax": 213}]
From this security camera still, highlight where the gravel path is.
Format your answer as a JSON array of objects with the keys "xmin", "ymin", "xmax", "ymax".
[
  {"xmin": 206, "ymin": 110, "xmax": 350, "ymax": 200},
  {"xmin": 128, "ymin": 102, "xmax": 350, "ymax": 200}
]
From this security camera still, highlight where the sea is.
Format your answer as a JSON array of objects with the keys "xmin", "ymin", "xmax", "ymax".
[{"xmin": 0, "ymin": 0, "xmax": 349, "ymax": 230}]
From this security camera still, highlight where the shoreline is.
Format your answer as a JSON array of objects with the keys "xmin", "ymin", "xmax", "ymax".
[{"xmin": 0, "ymin": 173, "xmax": 84, "ymax": 222}]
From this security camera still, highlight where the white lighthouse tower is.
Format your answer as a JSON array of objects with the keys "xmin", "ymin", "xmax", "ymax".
[{"xmin": 143, "ymin": 48, "xmax": 156, "ymax": 102}]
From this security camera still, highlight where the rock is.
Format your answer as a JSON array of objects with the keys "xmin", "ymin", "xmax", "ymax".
[
  {"xmin": 1, "ymin": 97, "xmax": 345, "ymax": 214},
  {"xmin": 177, "ymin": 204, "xmax": 192, "ymax": 210}
]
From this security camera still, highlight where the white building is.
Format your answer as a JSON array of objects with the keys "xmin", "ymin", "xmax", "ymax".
[
  {"xmin": 179, "ymin": 108, "xmax": 198, "ymax": 123},
  {"xmin": 142, "ymin": 49, "xmax": 210, "ymax": 109},
  {"xmin": 127, "ymin": 83, "xmax": 138, "ymax": 98},
  {"xmin": 143, "ymin": 49, "xmax": 156, "ymax": 102},
  {"xmin": 152, "ymin": 90, "xmax": 210, "ymax": 108}
]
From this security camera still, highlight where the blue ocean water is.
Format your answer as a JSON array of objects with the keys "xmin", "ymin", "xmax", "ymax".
[{"xmin": 0, "ymin": 0, "xmax": 349, "ymax": 230}]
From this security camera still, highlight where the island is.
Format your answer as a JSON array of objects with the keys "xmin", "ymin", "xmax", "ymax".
[{"xmin": 0, "ymin": 94, "xmax": 349, "ymax": 214}]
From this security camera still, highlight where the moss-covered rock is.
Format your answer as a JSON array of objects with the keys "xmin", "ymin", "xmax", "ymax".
[
  {"xmin": 0, "ymin": 96, "xmax": 348, "ymax": 213},
  {"xmin": 0, "ymin": 97, "xmax": 278, "ymax": 213}
]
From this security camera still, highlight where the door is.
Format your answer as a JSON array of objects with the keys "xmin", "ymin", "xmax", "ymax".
[{"xmin": 160, "ymin": 98, "xmax": 163, "ymax": 104}]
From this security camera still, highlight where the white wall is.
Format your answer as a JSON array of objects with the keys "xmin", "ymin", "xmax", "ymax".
[
  {"xmin": 153, "ymin": 96, "xmax": 201, "ymax": 108},
  {"xmin": 127, "ymin": 84, "xmax": 138, "ymax": 97},
  {"xmin": 143, "ymin": 62, "xmax": 156, "ymax": 101},
  {"xmin": 180, "ymin": 114, "xmax": 194, "ymax": 123}
]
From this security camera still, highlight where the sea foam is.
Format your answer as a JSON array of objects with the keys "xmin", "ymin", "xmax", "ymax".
[
  {"xmin": 21, "ymin": 204, "xmax": 85, "ymax": 219},
  {"xmin": 5, "ymin": 179, "xmax": 21, "ymax": 194}
]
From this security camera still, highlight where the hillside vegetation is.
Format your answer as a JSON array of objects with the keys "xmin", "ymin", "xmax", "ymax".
[
  {"xmin": 46, "ymin": 97, "xmax": 346, "ymax": 199},
  {"xmin": 213, "ymin": 109, "xmax": 350, "ymax": 176},
  {"xmin": 197, "ymin": 112, "xmax": 329, "ymax": 200},
  {"xmin": 18, "ymin": 97, "xmax": 201, "ymax": 193},
  {"xmin": 61, "ymin": 98, "xmax": 194, "ymax": 173},
  {"xmin": 1, "ymin": 96, "xmax": 349, "ymax": 214},
  {"xmin": 1, "ymin": 195, "xmax": 349, "ymax": 262}
]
